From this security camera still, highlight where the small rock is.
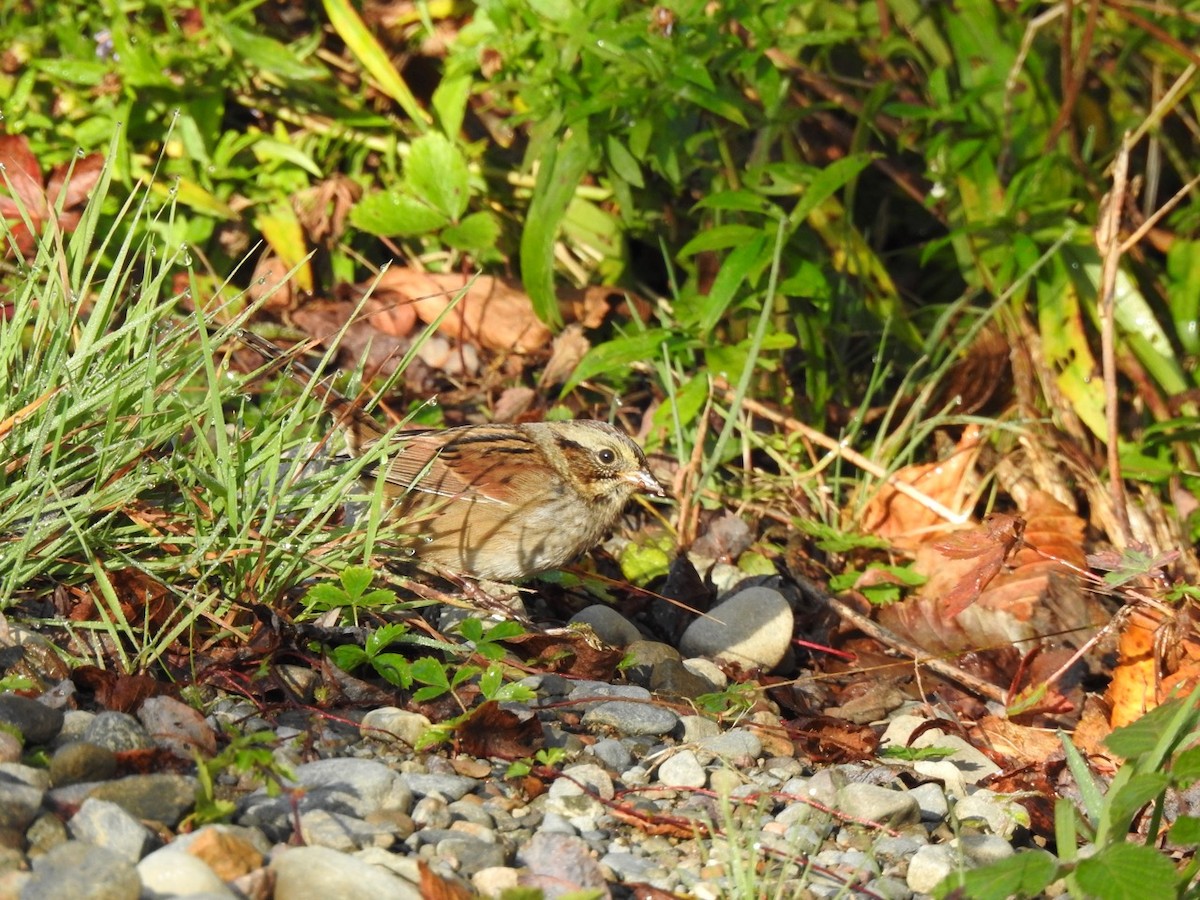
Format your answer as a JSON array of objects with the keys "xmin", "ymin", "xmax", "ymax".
[
  {"xmin": 676, "ymin": 715, "xmax": 722, "ymax": 742},
  {"xmin": 412, "ymin": 795, "xmax": 452, "ymax": 830},
  {"xmin": 681, "ymin": 658, "xmax": 728, "ymax": 690},
  {"xmin": 956, "ymin": 833, "xmax": 1016, "ymax": 865},
  {"xmin": 68, "ymin": 798, "xmax": 157, "ymax": 862},
  {"xmin": 909, "ymin": 782, "xmax": 949, "ymax": 823},
  {"xmin": 24, "ymin": 812, "xmax": 68, "ymax": 857},
  {"xmin": 836, "ymin": 783, "xmax": 921, "ymax": 827},
  {"xmin": 517, "ymin": 832, "xmax": 611, "ymax": 899},
  {"xmin": 0, "ymin": 766, "xmax": 45, "ymax": 832},
  {"xmin": 650, "ymin": 658, "xmax": 716, "ymax": 699},
  {"xmin": 435, "ymin": 836, "xmax": 508, "ymax": 875},
  {"xmin": 621, "ymin": 641, "xmax": 682, "ymax": 688},
  {"xmin": 175, "ymin": 825, "xmax": 266, "ymax": 880},
  {"xmin": 83, "ymin": 711, "xmax": 152, "ymax": 753},
  {"xmin": 137, "ymin": 846, "xmax": 233, "ymax": 899},
  {"xmin": 473, "ymin": 866, "xmax": 520, "ymax": 897},
  {"xmin": 679, "ymin": 587, "xmax": 794, "ymax": 671},
  {"xmin": 21, "ymin": 842, "xmax": 140, "ymax": 900},
  {"xmin": 559, "ymin": 764, "xmax": 614, "ymax": 800},
  {"xmin": 49, "ymin": 742, "xmax": 118, "ymax": 787},
  {"xmin": 138, "ymin": 695, "xmax": 217, "ymax": 758},
  {"xmin": 400, "ymin": 773, "xmax": 477, "ymax": 801},
  {"xmin": 566, "ymin": 682, "xmax": 651, "ymax": 704},
  {"xmin": 906, "ymin": 843, "xmax": 956, "ymax": 894},
  {"xmin": 0, "ymin": 731, "xmax": 21, "ymax": 764},
  {"xmin": 658, "ymin": 750, "xmax": 706, "ymax": 788},
  {"xmin": 569, "ymin": 606, "xmax": 642, "ymax": 648},
  {"xmin": 585, "ymin": 738, "xmax": 632, "ymax": 772},
  {"xmin": 695, "ymin": 729, "xmax": 762, "ymax": 761},
  {"xmin": 0, "ymin": 693, "xmax": 63, "ymax": 745},
  {"xmin": 360, "ymin": 708, "xmax": 431, "ymax": 747},
  {"xmin": 953, "ymin": 789, "xmax": 1029, "ymax": 839},
  {"xmin": 581, "ymin": 701, "xmax": 678, "ymax": 737},
  {"xmin": 300, "ymin": 808, "xmax": 396, "ymax": 851},
  {"xmin": 87, "ymin": 773, "xmax": 197, "ymax": 827},
  {"xmin": 271, "ymin": 845, "xmax": 422, "ymax": 900}
]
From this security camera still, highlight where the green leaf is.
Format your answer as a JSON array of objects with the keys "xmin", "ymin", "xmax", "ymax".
[
  {"xmin": 521, "ymin": 127, "xmax": 592, "ymax": 326},
  {"xmin": 1102, "ymin": 771, "xmax": 1170, "ymax": 836},
  {"xmin": 1074, "ymin": 842, "xmax": 1179, "ymax": 900},
  {"xmin": 220, "ymin": 22, "xmax": 324, "ymax": 81},
  {"xmin": 251, "ymin": 139, "xmax": 323, "ymax": 178},
  {"xmin": 678, "ymin": 224, "xmax": 763, "ymax": 257},
  {"xmin": 441, "ymin": 211, "xmax": 500, "ymax": 255},
  {"xmin": 1170, "ymin": 815, "xmax": 1200, "ymax": 846},
  {"xmin": 1174, "ymin": 746, "xmax": 1200, "ymax": 786},
  {"xmin": 405, "ymin": 133, "xmax": 471, "ymax": 221},
  {"xmin": 605, "ymin": 135, "xmax": 644, "ymax": 188},
  {"xmin": 350, "ymin": 190, "xmax": 448, "ymax": 237},
  {"xmin": 787, "ymin": 154, "xmax": 874, "ymax": 229},
  {"xmin": 564, "ymin": 329, "xmax": 673, "ymax": 394},
  {"xmin": 934, "ymin": 850, "xmax": 1058, "ymax": 900},
  {"xmin": 339, "ymin": 566, "xmax": 374, "ymax": 599},
  {"xmin": 693, "ymin": 234, "xmax": 769, "ymax": 333},
  {"xmin": 432, "ymin": 72, "xmax": 472, "ymax": 139},
  {"xmin": 330, "ymin": 644, "xmax": 367, "ymax": 672}
]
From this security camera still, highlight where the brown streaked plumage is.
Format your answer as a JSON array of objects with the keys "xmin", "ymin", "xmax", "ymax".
[{"xmin": 237, "ymin": 330, "xmax": 665, "ymax": 581}]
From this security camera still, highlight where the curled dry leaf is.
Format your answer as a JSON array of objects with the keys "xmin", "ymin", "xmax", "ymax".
[
  {"xmin": 456, "ymin": 699, "xmax": 545, "ymax": 760},
  {"xmin": 881, "ymin": 491, "xmax": 1102, "ymax": 657},
  {"xmin": 859, "ymin": 425, "xmax": 982, "ymax": 547},
  {"xmin": 376, "ymin": 268, "xmax": 552, "ymax": 352}
]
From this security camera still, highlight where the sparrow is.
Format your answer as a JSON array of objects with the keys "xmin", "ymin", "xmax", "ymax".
[{"xmin": 235, "ymin": 329, "xmax": 665, "ymax": 581}]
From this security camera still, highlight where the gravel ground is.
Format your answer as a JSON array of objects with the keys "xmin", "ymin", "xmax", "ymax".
[{"xmin": 0, "ymin": 579, "xmax": 1044, "ymax": 900}]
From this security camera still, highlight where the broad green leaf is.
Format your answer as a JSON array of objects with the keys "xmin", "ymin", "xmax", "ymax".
[
  {"xmin": 934, "ymin": 850, "xmax": 1058, "ymax": 900},
  {"xmin": 691, "ymin": 234, "xmax": 769, "ymax": 333},
  {"xmin": 694, "ymin": 190, "xmax": 775, "ymax": 215},
  {"xmin": 350, "ymin": 190, "xmax": 448, "ymax": 237},
  {"xmin": 220, "ymin": 22, "xmax": 324, "ymax": 81},
  {"xmin": 432, "ymin": 72, "xmax": 472, "ymax": 139},
  {"xmin": 1074, "ymin": 842, "xmax": 1179, "ymax": 900},
  {"xmin": 678, "ymin": 224, "xmax": 762, "ymax": 257},
  {"xmin": 605, "ymin": 135, "xmax": 644, "ymax": 188},
  {"xmin": 405, "ymin": 133, "xmax": 470, "ymax": 221},
  {"xmin": 1100, "ymin": 771, "xmax": 1170, "ymax": 836},
  {"xmin": 251, "ymin": 139, "xmax": 322, "ymax": 178},
  {"xmin": 564, "ymin": 329, "xmax": 674, "ymax": 394},
  {"xmin": 788, "ymin": 155, "xmax": 874, "ymax": 230},
  {"xmin": 441, "ymin": 211, "xmax": 500, "ymax": 255},
  {"xmin": 322, "ymin": 0, "xmax": 430, "ymax": 127},
  {"xmin": 521, "ymin": 127, "xmax": 591, "ymax": 326},
  {"xmin": 1169, "ymin": 815, "xmax": 1200, "ymax": 845}
]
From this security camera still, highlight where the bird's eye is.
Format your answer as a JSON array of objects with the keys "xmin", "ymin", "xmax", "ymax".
[{"xmin": 597, "ymin": 448, "xmax": 617, "ymax": 465}]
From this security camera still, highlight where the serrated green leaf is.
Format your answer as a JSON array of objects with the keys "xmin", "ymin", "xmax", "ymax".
[
  {"xmin": 1074, "ymin": 842, "xmax": 1179, "ymax": 900},
  {"xmin": 350, "ymin": 190, "xmax": 448, "ymax": 237},
  {"xmin": 339, "ymin": 566, "xmax": 374, "ymax": 598},
  {"xmin": 432, "ymin": 72, "xmax": 472, "ymax": 139},
  {"xmin": 1170, "ymin": 815, "xmax": 1200, "ymax": 845},
  {"xmin": 441, "ymin": 211, "xmax": 500, "ymax": 254},
  {"xmin": 405, "ymin": 133, "xmax": 470, "ymax": 221}
]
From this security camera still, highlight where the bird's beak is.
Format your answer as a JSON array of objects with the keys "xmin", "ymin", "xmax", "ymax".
[{"xmin": 625, "ymin": 469, "xmax": 668, "ymax": 497}]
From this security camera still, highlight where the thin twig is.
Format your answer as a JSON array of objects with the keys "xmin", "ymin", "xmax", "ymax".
[
  {"xmin": 1096, "ymin": 136, "xmax": 1133, "ymax": 542},
  {"xmin": 714, "ymin": 379, "xmax": 969, "ymax": 526}
]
